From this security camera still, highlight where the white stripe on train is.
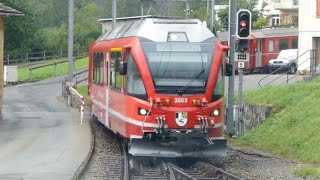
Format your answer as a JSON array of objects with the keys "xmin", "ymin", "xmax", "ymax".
[{"xmin": 91, "ymin": 99, "xmax": 224, "ymax": 129}]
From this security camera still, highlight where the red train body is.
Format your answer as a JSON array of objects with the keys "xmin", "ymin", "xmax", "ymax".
[
  {"xmin": 88, "ymin": 18, "xmax": 228, "ymax": 157},
  {"xmin": 218, "ymin": 27, "xmax": 298, "ymax": 73}
]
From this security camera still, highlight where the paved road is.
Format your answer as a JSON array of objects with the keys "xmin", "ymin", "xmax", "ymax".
[
  {"xmin": 0, "ymin": 77, "xmax": 91, "ymax": 179},
  {"xmin": 225, "ymin": 74, "xmax": 303, "ymax": 92}
]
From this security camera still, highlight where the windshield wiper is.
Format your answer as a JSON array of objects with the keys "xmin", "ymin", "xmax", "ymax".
[
  {"xmin": 178, "ymin": 69, "xmax": 205, "ymax": 96},
  {"xmin": 155, "ymin": 88, "xmax": 168, "ymax": 93}
]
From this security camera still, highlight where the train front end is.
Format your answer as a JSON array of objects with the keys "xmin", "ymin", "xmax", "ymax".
[{"xmin": 127, "ymin": 19, "xmax": 228, "ymax": 158}]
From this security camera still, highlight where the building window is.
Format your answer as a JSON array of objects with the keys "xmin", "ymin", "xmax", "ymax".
[
  {"xmin": 268, "ymin": 40, "xmax": 274, "ymax": 52},
  {"xmin": 93, "ymin": 52, "xmax": 104, "ymax": 85},
  {"xmin": 317, "ymin": 0, "xmax": 320, "ymax": 17},
  {"xmin": 293, "ymin": 0, "xmax": 298, "ymax": 6},
  {"xmin": 271, "ymin": 14, "xmax": 280, "ymax": 26}
]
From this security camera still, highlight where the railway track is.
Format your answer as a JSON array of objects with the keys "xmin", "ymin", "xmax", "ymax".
[
  {"xmin": 80, "ymin": 119, "xmax": 244, "ymax": 180},
  {"xmin": 124, "ymin": 148, "xmax": 244, "ymax": 180}
]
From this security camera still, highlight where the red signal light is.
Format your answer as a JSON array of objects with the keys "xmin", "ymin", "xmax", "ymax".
[
  {"xmin": 240, "ymin": 21, "xmax": 247, "ymax": 27},
  {"xmin": 237, "ymin": 10, "xmax": 251, "ymax": 39}
]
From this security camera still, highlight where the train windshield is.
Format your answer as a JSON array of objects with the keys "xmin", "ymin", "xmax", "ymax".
[{"xmin": 141, "ymin": 40, "xmax": 215, "ymax": 94}]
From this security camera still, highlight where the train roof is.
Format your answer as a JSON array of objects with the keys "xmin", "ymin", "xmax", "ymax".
[
  {"xmin": 217, "ymin": 27, "xmax": 298, "ymax": 42},
  {"xmin": 97, "ymin": 17, "xmax": 215, "ymax": 43}
]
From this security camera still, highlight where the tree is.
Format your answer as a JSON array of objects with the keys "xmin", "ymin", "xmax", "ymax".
[
  {"xmin": 2, "ymin": 0, "xmax": 39, "ymax": 54},
  {"xmin": 217, "ymin": 0, "xmax": 259, "ymax": 31},
  {"xmin": 74, "ymin": 3, "xmax": 101, "ymax": 51},
  {"xmin": 253, "ymin": 17, "xmax": 268, "ymax": 29}
]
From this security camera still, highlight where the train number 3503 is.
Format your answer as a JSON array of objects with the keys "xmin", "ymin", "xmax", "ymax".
[{"xmin": 174, "ymin": 97, "xmax": 188, "ymax": 103}]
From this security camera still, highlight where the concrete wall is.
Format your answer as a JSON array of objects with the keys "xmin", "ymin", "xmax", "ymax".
[
  {"xmin": 298, "ymin": 0, "xmax": 320, "ymax": 72},
  {"xmin": 242, "ymin": 104, "xmax": 272, "ymax": 131}
]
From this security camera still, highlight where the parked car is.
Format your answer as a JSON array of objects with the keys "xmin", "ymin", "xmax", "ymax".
[{"xmin": 268, "ymin": 49, "xmax": 298, "ymax": 74}]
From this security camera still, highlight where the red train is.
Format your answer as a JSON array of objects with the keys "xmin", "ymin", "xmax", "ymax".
[
  {"xmin": 88, "ymin": 17, "xmax": 229, "ymax": 157},
  {"xmin": 218, "ymin": 27, "xmax": 298, "ymax": 73}
]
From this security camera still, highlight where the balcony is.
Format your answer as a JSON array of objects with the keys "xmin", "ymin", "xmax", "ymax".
[{"xmin": 273, "ymin": 0, "xmax": 299, "ymax": 10}]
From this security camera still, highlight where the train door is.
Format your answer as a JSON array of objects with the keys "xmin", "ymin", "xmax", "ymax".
[
  {"xmin": 255, "ymin": 39, "xmax": 262, "ymax": 68},
  {"xmin": 105, "ymin": 52, "xmax": 110, "ymax": 128}
]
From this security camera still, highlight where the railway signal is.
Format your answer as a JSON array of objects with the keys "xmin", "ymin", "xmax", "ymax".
[
  {"xmin": 236, "ymin": 9, "xmax": 251, "ymax": 39},
  {"xmin": 236, "ymin": 9, "xmax": 251, "ymax": 138},
  {"xmin": 236, "ymin": 10, "xmax": 251, "ymax": 53},
  {"xmin": 236, "ymin": 39, "xmax": 248, "ymax": 52}
]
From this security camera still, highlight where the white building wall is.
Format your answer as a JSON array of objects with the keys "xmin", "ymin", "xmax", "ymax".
[{"xmin": 298, "ymin": 0, "xmax": 320, "ymax": 72}]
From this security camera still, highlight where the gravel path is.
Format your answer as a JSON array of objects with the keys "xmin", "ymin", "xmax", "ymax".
[{"xmin": 80, "ymin": 119, "xmax": 123, "ymax": 180}]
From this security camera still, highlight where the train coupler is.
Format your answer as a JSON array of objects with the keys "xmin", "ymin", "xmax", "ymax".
[
  {"xmin": 198, "ymin": 116, "xmax": 209, "ymax": 133},
  {"xmin": 156, "ymin": 116, "xmax": 165, "ymax": 134}
]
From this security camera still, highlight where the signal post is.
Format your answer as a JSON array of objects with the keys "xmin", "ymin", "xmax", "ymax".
[{"xmin": 235, "ymin": 9, "xmax": 251, "ymax": 137}]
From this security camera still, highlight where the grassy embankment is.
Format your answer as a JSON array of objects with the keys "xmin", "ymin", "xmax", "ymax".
[
  {"xmin": 18, "ymin": 57, "xmax": 88, "ymax": 82},
  {"xmin": 234, "ymin": 77, "xmax": 320, "ymax": 178}
]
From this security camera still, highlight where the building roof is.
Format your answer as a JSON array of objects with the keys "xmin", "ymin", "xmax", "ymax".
[{"xmin": 0, "ymin": 3, "xmax": 24, "ymax": 16}]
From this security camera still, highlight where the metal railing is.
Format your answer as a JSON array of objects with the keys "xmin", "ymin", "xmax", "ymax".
[
  {"xmin": 62, "ymin": 68, "xmax": 88, "ymax": 99},
  {"xmin": 73, "ymin": 69, "xmax": 88, "ymax": 88},
  {"xmin": 4, "ymin": 49, "xmax": 87, "ymax": 65},
  {"xmin": 258, "ymin": 49, "xmax": 319, "ymax": 87},
  {"xmin": 28, "ymin": 58, "xmax": 87, "ymax": 81}
]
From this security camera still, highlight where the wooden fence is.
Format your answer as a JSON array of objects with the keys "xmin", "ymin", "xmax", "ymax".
[{"xmin": 28, "ymin": 58, "xmax": 87, "ymax": 81}]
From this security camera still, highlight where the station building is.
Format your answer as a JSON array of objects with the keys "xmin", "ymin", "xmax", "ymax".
[{"xmin": 0, "ymin": 3, "xmax": 23, "ymax": 111}]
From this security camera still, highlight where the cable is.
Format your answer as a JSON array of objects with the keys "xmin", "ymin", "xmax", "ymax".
[{"xmin": 141, "ymin": 106, "xmax": 152, "ymax": 133}]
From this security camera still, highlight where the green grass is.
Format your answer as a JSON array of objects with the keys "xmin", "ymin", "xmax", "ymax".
[
  {"xmin": 294, "ymin": 167, "xmax": 320, "ymax": 179},
  {"xmin": 18, "ymin": 57, "xmax": 88, "ymax": 82},
  {"xmin": 76, "ymin": 85, "xmax": 90, "ymax": 105},
  {"xmin": 234, "ymin": 77, "xmax": 320, "ymax": 165}
]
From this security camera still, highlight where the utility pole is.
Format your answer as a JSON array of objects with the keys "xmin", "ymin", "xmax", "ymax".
[
  {"xmin": 226, "ymin": 0, "xmax": 237, "ymax": 136},
  {"xmin": 211, "ymin": 0, "xmax": 215, "ymax": 30},
  {"xmin": 141, "ymin": 1, "xmax": 144, "ymax": 17},
  {"xmin": 237, "ymin": 62, "xmax": 244, "ymax": 137},
  {"xmin": 112, "ymin": 0, "xmax": 117, "ymax": 29},
  {"xmin": 0, "ymin": 17, "xmax": 3, "ymax": 113},
  {"xmin": 67, "ymin": 0, "xmax": 74, "ymax": 84},
  {"xmin": 185, "ymin": 0, "xmax": 190, "ymax": 19}
]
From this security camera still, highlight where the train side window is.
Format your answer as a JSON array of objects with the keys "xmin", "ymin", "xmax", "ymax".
[
  {"xmin": 279, "ymin": 39, "xmax": 289, "ymax": 50},
  {"xmin": 110, "ymin": 51, "xmax": 122, "ymax": 91},
  {"xmin": 93, "ymin": 52, "xmax": 103, "ymax": 85},
  {"xmin": 126, "ymin": 53, "xmax": 147, "ymax": 101},
  {"xmin": 268, "ymin": 40, "xmax": 274, "ymax": 52},
  {"xmin": 291, "ymin": 39, "xmax": 298, "ymax": 49},
  {"xmin": 212, "ymin": 63, "xmax": 224, "ymax": 102}
]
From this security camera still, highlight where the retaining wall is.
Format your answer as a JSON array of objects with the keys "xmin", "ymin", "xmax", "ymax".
[{"xmin": 242, "ymin": 104, "xmax": 272, "ymax": 131}]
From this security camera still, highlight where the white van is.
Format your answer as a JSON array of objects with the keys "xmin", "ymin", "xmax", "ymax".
[{"xmin": 268, "ymin": 49, "xmax": 298, "ymax": 74}]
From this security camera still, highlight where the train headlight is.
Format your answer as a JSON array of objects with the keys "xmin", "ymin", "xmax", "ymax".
[
  {"xmin": 210, "ymin": 110, "xmax": 219, "ymax": 116},
  {"xmin": 138, "ymin": 108, "xmax": 148, "ymax": 116}
]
